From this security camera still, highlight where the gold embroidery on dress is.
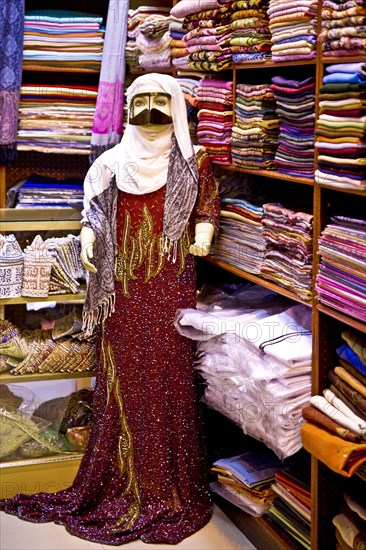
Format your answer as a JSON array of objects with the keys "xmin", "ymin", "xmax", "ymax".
[
  {"xmin": 101, "ymin": 337, "xmax": 142, "ymax": 533},
  {"xmin": 102, "ymin": 332, "xmax": 115, "ymax": 405},
  {"xmin": 116, "ymin": 203, "xmax": 190, "ymax": 296}
]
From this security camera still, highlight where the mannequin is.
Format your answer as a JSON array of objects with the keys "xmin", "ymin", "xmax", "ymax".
[{"xmin": 1, "ymin": 74, "xmax": 220, "ymax": 546}]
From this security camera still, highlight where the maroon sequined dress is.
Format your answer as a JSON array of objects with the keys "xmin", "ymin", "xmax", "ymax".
[{"xmin": 1, "ymin": 153, "xmax": 220, "ymax": 545}]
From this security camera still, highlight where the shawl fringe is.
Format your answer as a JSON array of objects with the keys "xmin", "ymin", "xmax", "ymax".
[{"xmin": 82, "ymin": 293, "xmax": 116, "ymax": 338}]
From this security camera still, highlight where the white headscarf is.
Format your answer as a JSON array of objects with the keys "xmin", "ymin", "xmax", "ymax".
[{"xmin": 95, "ymin": 73, "xmax": 195, "ymax": 195}]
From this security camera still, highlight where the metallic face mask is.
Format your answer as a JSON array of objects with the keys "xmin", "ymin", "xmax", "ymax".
[{"xmin": 128, "ymin": 92, "xmax": 173, "ymax": 126}]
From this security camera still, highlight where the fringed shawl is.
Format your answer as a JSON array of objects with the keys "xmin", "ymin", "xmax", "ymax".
[{"xmin": 82, "ymin": 136, "xmax": 198, "ymax": 337}]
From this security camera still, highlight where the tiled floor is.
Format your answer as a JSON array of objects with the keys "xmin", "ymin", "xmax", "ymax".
[{"xmin": 0, "ymin": 504, "xmax": 256, "ymax": 550}]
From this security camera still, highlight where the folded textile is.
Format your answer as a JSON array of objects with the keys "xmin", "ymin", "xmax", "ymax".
[
  {"xmin": 301, "ymin": 422, "xmax": 366, "ymax": 477},
  {"xmin": 302, "ymin": 404, "xmax": 362, "ymax": 443}
]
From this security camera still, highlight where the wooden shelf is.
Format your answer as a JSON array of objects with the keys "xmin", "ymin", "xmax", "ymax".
[
  {"xmin": 0, "ymin": 453, "xmax": 84, "ymax": 499},
  {"xmin": 16, "ymin": 146, "xmax": 90, "ymax": 155},
  {"xmin": 0, "ymin": 207, "xmax": 82, "ymax": 231},
  {"xmin": 0, "ymin": 292, "xmax": 85, "ymax": 305},
  {"xmin": 0, "ymin": 452, "xmax": 84, "ymax": 470},
  {"xmin": 316, "ymin": 303, "xmax": 366, "ymax": 335},
  {"xmin": 0, "ymin": 371, "xmax": 95, "ymax": 384},
  {"xmin": 214, "ymin": 495, "xmax": 305, "ymax": 550},
  {"xmin": 321, "ymin": 55, "xmax": 366, "ymax": 64},
  {"xmin": 204, "ymin": 257, "xmax": 312, "ymax": 306},
  {"xmin": 317, "ymin": 184, "xmax": 366, "ymax": 197},
  {"xmin": 234, "ymin": 59, "xmax": 317, "ymax": 70},
  {"xmin": 223, "ymin": 165, "xmax": 314, "ymax": 186}
]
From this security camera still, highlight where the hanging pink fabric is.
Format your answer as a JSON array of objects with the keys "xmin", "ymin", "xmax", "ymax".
[{"xmin": 90, "ymin": 0, "xmax": 129, "ymax": 161}]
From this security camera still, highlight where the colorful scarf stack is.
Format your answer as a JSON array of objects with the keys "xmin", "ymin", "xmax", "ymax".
[
  {"xmin": 136, "ymin": 14, "xmax": 173, "ymax": 69},
  {"xmin": 316, "ymin": 215, "xmax": 366, "ymax": 321},
  {"xmin": 267, "ymin": 0, "xmax": 318, "ymax": 62},
  {"xmin": 0, "ymin": 0, "xmax": 24, "ymax": 163},
  {"xmin": 196, "ymin": 78, "xmax": 234, "ymax": 165},
  {"xmin": 212, "ymin": 197, "xmax": 266, "ymax": 274},
  {"xmin": 23, "ymin": 10, "xmax": 104, "ymax": 71},
  {"xmin": 176, "ymin": 76, "xmax": 200, "ymax": 143},
  {"xmin": 232, "ymin": 83, "xmax": 279, "ymax": 170},
  {"xmin": 169, "ymin": 17, "xmax": 189, "ymax": 68},
  {"xmin": 171, "ymin": 0, "xmax": 234, "ymax": 72},
  {"xmin": 17, "ymin": 85, "xmax": 97, "ymax": 154},
  {"xmin": 315, "ymin": 63, "xmax": 366, "ymax": 190},
  {"xmin": 268, "ymin": 462, "xmax": 311, "ymax": 550},
  {"xmin": 126, "ymin": 6, "xmax": 171, "ymax": 71},
  {"xmin": 320, "ymin": 0, "xmax": 366, "ymax": 58},
  {"xmin": 10, "ymin": 174, "xmax": 84, "ymax": 209},
  {"xmin": 261, "ymin": 203, "xmax": 313, "ymax": 301},
  {"xmin": 230, "ymin": 0, "xmax": 272, "ymax": 64},
  {"xmin": 301, "ymin": 329, "xmax": 366, "ymax": 478},
  {"xmin": 270, "ymin": 76, "xmax": 316, "ymax": 179}
]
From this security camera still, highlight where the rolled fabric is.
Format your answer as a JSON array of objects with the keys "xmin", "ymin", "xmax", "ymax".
[
  {"xmin": 310, "ymin": 394, "xmax": 366, "ymax": 437},
  {"xmin": 302, "ymin": 404, "xmax": 362, "ymax": 443},
  {"xmin": 328, "ymin": 370, "xmax": 366, "ymax": 418},
  {"xmin": 301, "ymin": 422, "xmax": 366, "ymax": 477},
  {"xmin": 335, "ymin": 366, "xmax": 366, "ymax": 398},
  {"xmin": 324, "ymin": 388, "xmax": 366, "ymax": 428}
]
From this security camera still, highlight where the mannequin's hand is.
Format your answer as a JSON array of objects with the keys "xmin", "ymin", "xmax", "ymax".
[
  {"xmin": 80, "ymin": 226, "xmax": 97, "ymax": 273},
  {"xmin": 189, "ymin": 222, "xmax": 215, "ymax": 257}
]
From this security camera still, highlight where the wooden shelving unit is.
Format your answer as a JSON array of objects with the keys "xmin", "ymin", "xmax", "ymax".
[
  {"xmin": 1, "ymin": 0, "xmax": 364, "ymax": 546},
  {"xmin": 0, "ymin": 0, "xmax": 107, "ymax": 500}
]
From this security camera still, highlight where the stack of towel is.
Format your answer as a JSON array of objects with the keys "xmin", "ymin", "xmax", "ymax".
[
  {"xmin": 196, "ymin": 78, "xmax": 234, "ymax": 165},
  {"xmin": 267, "ymin": 0, "xmax": 318, "ymax": 62}
]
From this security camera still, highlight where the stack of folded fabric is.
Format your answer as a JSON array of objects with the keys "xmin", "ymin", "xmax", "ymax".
[
  {"xmin": 230, "ymin": 0, "xmax": 272, "ymax": 64},
  {"xmin": 17, "ymin": 85, "xmax": 98, "ymax": 154},
  {"xmin": 268, "ymin": 457, "xmax": 311, "ymax": 549},
  {"xmin": 260, "ymin": 203, "xmax": 313, "ymax": 301},
  {"xmin": 270, "ymin": 76, "xmax": 316, "ymax": 179},
  {"xmin": 45, "ymin": 235, "xmax": 85, "ymax": 295},
  {"xmin": 316, "ymin": 216, "xmax": 366, "ymax": 321},
  {"xmin": 301, "ymin": 329, "xmax": 366, "ymax": 478},
  {"xmin": 232, "ymin": 83, "xmax": 279, "ymax": 170},
  {"xmin": 175, "ymin": 284, "xmax": 312, "ymax": 459},
  {"xmin": 171, "ymin": 0, "xmax": 233, "ymax": 72},
  {"xmin": 211, "ymin": 451, "xmax": 282, "ymax": 516},
  {"xmin": 320, "ymin": 0, "xmax": 366, "ymax": 58},
  {"xmin": 267, "ymin": 0, "xmax": 318, "ymax": 62},
  {"xmin": 0, "ymin": 314, "xmax": 96, "ymax": 376},
  {"xmin": 169, "ymin": 16, "xmax": 189, "ymax": 68},
  {"xmin": 196, "ymin": 78, "xmax": 234, "ymax": 165},
  {"xmin": 10, "ymin": 174, "xmax": 84, "ymax": 209},
  {"xmin": 333, "ymin": 494, "xmax": 366, "ymax": 550},
  {"xmin": 135, "ymin": 13, "xmax": 173, "ymax": 69},
  {"xmin": 315, "ymin": 63, "xmax": 366, "ymax": 190},
  {"xmin": 126, "ymin": 6, "xmax": 171, "ymax": 71},
  {"xmin": 211, "ymin": 197, "xmax": 266, "ymax": 274},
  {"xmin": 23, "ymin": 9, "xmax": 104, "ymax": 71},
  {"xmin": 176, "ymin": 76, "xmax": 200, "ymax": 142}
]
